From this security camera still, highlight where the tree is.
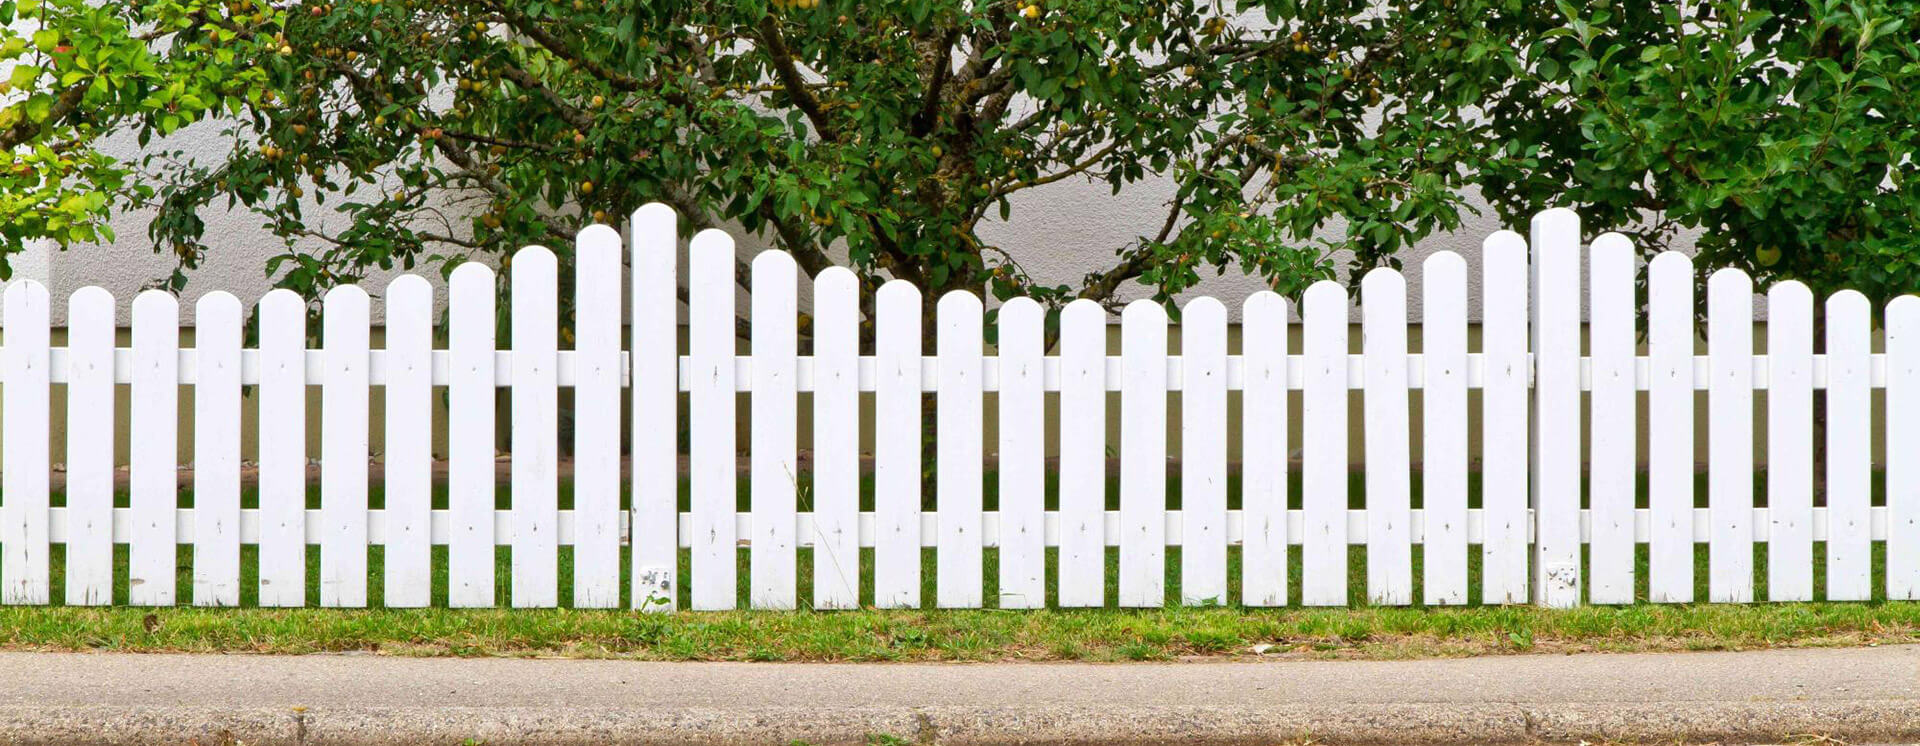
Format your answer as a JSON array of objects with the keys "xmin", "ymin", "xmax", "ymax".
[
  {"xmin": 0, "ymin": 0, "xmax": 275, "ymax": 276},
  {"xmin": 7, "ymin": 0, "xmax": 1920, "ymax": 324},
  {"xmin": 1472, "ymin": 0, "xmax": 1919, "ymax": 308},
  {"xmin": 127, "ymin": 0, "xmax": 1498, "ymax": 328}
]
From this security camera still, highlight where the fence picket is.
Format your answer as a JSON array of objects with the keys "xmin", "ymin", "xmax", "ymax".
[
  {"xmin": 1826, "ymin": 290, "xmax": 1872, "ymax": 601},
  {"xmin": 689, "ymin": 229, "xmax": 739, "ymax": 610},
  {"xmin": 1, "ymin": 280, "xmax": 49, "ymax": 605},
  {"xmin": 1708, "ymin": 269, "xmax": 1755, "ymax": 603},
  {"xmin": 1648, "ymin": 252, "xmax": 1695, "ymax": 603},
  {"xmin": 1888, "ymin": 296, "xmax": 1920, "ymax": 600},
  {"xmin": 448, "ymin": 263, "xmax": 497, "ymax": 608},
  {"xmin": 64, "ymin": 287, "xmax": 115, "ymax": 606},
  {"xmin": 1119, "ymin": 300, "xmax": 1168, "ymax": 607},
  {"xmin": 1530, "ymin": 209, "xmax": 1581, "ymax": 608},
  {"xmin": 1303, "ymin": 281, "xmax": 1347, "ymax": 606},
  {"xmin": 631, "ymin": 204, "xmax": 679, "ymax": 611},
  {"xmin": 874, "ymin": 280, "xmax": 922, "ymax": 609},
  {"xmin": 1481, "ymin": 232, "xmax": 1529, "ymax": 604},
  {"xmin": 1362, "ymin": 269, "xmax": 1411, "ymax": 606},
  {"xmin": 1420, "ymin": 253, "xmax": 1467, "ymax": 605},
  {"xmin": 574, "ymin": 225, "xmax": 623, "ymax": 609},
  {"xmin": 257, "ymin": 289, "xmax": 307, "ymax": 607},
  {"xmin": 510, "ymin": 246, "xmax": 559, "ymax": 608},
  {"xmin": 192, "ymin": 292, "xmax": 243, "ymax": 607},
  {"xmin": 1182, "ymin": 297, "xmax": 1228, "ymax": 606},
  {"xmin": 129, "ymin": 290, "xmax": 178, "ymax": 606},
  {"xmin": 1241, "ymin": 292, "xmax": 1288, "ymax": 606},
  {"xmin": 811, "ymin": 267, "xmax": 860, "ymax": 609},
  {"xmin": 996, "ymin": 297, "xmax": 1046, "ymax": 609},
  {"xmin": 383, "ymin": 275, "xmax": 433, "ymax": 608},
  {"xmin": 937, "ymin": 291, "xmax": 985, "ymax": 608},
  {"xmin": 1767, "ymin": 281, "xmax": 1814, "ymax": 602},
  {"xmin": 1587, "ymin": 234, "xmax": 1636, "ymax": 604},
  {"xmin": 751, "ymin": 250, "xmax": 799, "ymax": 610},
  {"xmin": 321, "ymin": 285, "xmax": 370, "ymax": 608},
  {"xmin": 1057, "ymin": 300, "xmax": 1106, "ymax": 608}
]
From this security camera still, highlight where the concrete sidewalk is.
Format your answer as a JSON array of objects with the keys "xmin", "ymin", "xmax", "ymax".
[{"xmin": 0, "ymin": 646, "xmax": 1916, "ymax": 745}]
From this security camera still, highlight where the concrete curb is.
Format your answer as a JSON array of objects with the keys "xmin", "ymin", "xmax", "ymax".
[
  {"xmin": 2, "ymin": 647, "xmax": 1917, "ymax": 745},
  {"xmin": 4, "ymin": 701, "xmax": 1919, "ymax": 745}
]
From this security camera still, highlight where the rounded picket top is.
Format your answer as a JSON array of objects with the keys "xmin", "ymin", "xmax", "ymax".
[
  {"xmin": 577, "ymin": 222, "xmax": 623, "ymax": 261},
  {"xmin": 1827, "ymin": 287, "xmax": 1868, "ymax": 316},
  {"xmin": 1421, "ymin": 249, "xmax": 1466, "ymax": 277},
  {"xmin": 1768, "ymin": 278, "xmax": 1813, "ymax": 308},
  {"xmin": 1000, "ymin": 295, "xmax": 1042, "ymax": 320},
  {"xmin": 1889, "ymin": 294, "xmax": 1920, "ymax": 324},
  {"xmin": 1243, "ymin": 289, "xmax": 1287, "ymax": 320},
  {"xmin": 876, "ymin": 277, "xmax": 920, "ymax": 307},
  {"xmin": 752, "ymin": 247, "xmax": 796, "ymax": 280},
  {"xmin": 1302, "ymin": 279, "xmax": 1347, "ymax": 320},
  {"xmin": 1708, "ymin": 266, "xmax": 1752, "ymax": 297},
  {"xmin": 1482, "ymin": 229, "xmax": 1527, "ymax": 266},
  {"xmin": 324, "ymin": 282, "xmax": 370, "ymax": 307},
  {"xmin": 690, "ymin": 227, "xmax": 735, "ymax": 260},
  {"xmin": 1591, "ymin": 231, "xmax": 1634, "ymax": 258},
  {"xmin": 322, "ymin": 285, "xmax": 371, "ymax": 340},
  {"xmin": 194, "ymin": 290, "xmax": 243, "ymax": 322},
  {"xmin": 1531, "ymin": 206, "xmax": 1580, "ymax": 236},
  {"xmin": 633, "ymin": 202, "xmax": 677, "ymax": 228},
  {"xmin": 258, "ymin": 287, "xmax": 305, "ymax": 318},
  {"xmin": 814, "ymin": 265, "xmax": 858, "ymax": 294},
  {"xmin": 1061, "ymin": 297, "xmax": 1105, "ymax": 329},
  {"xmin": 1360, "ymin": 265, "xmax": 1405, "ymax": 297},
  {"xmin": 131, "ymin": 288, "xmax": 180, "ymax": 321},
  {"xmin": 1888, "ymin": 295, "xmax": 1920, "ymax": 377},
  {"xmin": 1182, "ymin": 295, "xmax": 1226, "ymax": 323},
  {"xmin": 577, "ymin": 221, "xmax": 621, "ymax": 245},
  {"xmin": 512, "ymin": 244, "xmax": 557, "ymax": 279},
  {"xmin": 936, "ymin": 288, "xmax": 982, "ymax": 318},
  {"xmin": 999, "ymin": 296, "xmax": 1044, "ymax": 344},
  {"xmin": 3, "ymin": 277, "xmax": 47, "ymax": 308},
  {"xmin": 449, "ymin": 259, "xmax": 496, "ymax": 288},
  {"xmin": 1121, "ymin": 297, "xmax": 1166, "ymax": 328},
  {"xmin": 385, "ymin": 273, "xmax": 432, "ymax": 298},
  {"xmin": 1649, "ymin": 250, "xmax": 1693, "ymax": 276},
  {"xmin": 67, "ymin": 285, "xmax": 113, "ymax": 315}
]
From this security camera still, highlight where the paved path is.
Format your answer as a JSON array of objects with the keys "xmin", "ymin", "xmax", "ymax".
[{"xmin": 0, "ymin": 645, "xmax": 1916, "ymax": 744}]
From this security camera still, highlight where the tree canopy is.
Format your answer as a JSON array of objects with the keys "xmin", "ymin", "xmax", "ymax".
[{"xmin": 3, "ymin": 0, "xmax": 1917, "ymax": 318}]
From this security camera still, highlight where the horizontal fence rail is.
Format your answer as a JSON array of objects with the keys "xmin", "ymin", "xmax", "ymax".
[
  {"xmin": 36, "ymin": 507, "xmax": 1899, "ymax": 546},
  {"xmin": 0, "ymin": 349, "xmax": 1910, "ymax": 390},
  {"xmin": 0, "ymin": 204, "xmax": 1914, "ymax": 610}
]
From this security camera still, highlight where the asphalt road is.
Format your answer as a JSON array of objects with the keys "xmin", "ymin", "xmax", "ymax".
[{"xmin": 0, "ymin": 644, "xmax": 1916, "ymax": 744}]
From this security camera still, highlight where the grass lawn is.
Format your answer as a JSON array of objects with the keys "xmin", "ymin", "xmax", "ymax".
[{"xmin": 0, "ymin": 469, "xmax": 1912, "ymax": 661}]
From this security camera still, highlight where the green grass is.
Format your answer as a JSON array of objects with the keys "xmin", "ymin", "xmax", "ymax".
[
  {"xmin": 2, "ymin": 588, "xmax": 1916, "ymax": 661},
  {"xmin": 0, "ymin": 469, "xmax": 1907, "ymax": 661}
]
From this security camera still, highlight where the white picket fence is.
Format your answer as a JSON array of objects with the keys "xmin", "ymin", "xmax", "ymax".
[{"xmin": 0, "ymin": 205, "xmax": 1911, "ymax": 610}]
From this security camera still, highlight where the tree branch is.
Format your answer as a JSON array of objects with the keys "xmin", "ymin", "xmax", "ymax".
[
  {"xmin": 476, "ymin": 0, "xmax": 643, "ymax": 92},
  {"xmin": 754, "ymin": 15, "xmax": 839, "ymax": 142},
  {"xmin": 0, "ymin": 84, "xmax": 86, "ymax": 151}
]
